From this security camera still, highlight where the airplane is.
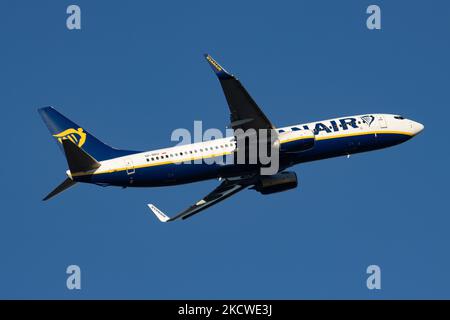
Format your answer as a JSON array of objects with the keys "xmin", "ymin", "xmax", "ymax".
[{"xmin": 38, "ymin": 54, "xmax": 424, "ymax": 222}]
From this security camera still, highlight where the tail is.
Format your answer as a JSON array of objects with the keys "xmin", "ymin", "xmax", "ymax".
[
  {"xmin": 38, "ymin": 106, "xmax": 139, "ymax": 200},
  {"xmin": 38, "ymin": 106, "xmax": 138, "ymax": 161},
  {"xmin": 42, "ymin": 139, "xmax": 101, "ymax": 201}
]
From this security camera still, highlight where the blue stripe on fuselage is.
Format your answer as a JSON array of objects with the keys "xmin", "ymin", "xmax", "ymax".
[
  {"xmin": 290, "ymin": 132, "xmax": 411, "ymax": 164},
  {"xmin": 75, "ymin": 132, "xmax": 412, "ymax": 187}
]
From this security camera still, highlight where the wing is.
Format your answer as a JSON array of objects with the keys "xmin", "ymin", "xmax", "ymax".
[
  {"xmin": 205, "ymin": 54, "xmax": 275, "ymax": 132},
  {"xmin": 148, "ymin": 178, "xmax": 251, "ymax": 222}
]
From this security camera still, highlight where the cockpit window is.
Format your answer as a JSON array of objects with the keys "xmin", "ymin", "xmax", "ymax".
[{"xmin": 394, "ymin": 116, "xmax": 405, "ymax": 120}]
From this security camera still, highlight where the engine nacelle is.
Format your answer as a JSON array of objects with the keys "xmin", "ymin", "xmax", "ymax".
[
  {"xmin": 279, "ymin": 130, "xmax": 315, "ymax": 152},
  {"xmin": 253, "ymin": 171, "xmax": 298, "ymax": 195}
]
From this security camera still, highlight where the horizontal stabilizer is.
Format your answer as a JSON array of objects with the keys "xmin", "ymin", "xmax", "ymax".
[
  {"xmin": 43, "ymin": 178, "xmax": 77, "ymax": 201},
  {"xmin": 62, "ymin": 139, "xmax": 101, "ymax": 173}
]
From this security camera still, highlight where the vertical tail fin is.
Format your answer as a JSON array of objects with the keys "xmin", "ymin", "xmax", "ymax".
[{"xmin": 38, "ymin": 106, "xmax": 139, "ymax": 161}]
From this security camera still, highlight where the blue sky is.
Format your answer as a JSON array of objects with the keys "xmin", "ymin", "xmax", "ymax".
[{"xmin": 0, "ymin": 0, "xmax": 449, "ymax": 299}]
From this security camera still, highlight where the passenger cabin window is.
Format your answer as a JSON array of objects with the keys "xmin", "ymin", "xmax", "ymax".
[{"xmin": 291, "ymin": 127, "xmax": 301, "ymax": 131}]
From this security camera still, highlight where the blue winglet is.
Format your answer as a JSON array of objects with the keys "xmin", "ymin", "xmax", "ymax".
[{"xmin": 204, "ymin": 54, "xmax": 233, "ymax": 80}]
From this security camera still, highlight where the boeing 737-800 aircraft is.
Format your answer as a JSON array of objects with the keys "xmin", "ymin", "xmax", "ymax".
[{"xmin": 39, "ymin": 54, "xmax": 424, "ymax": 222}]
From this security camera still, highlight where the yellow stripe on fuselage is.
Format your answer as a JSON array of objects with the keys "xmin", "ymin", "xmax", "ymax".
[
  {"xmin": 72, "ymin": 130, "xmax": 413, "ymax": 177},
  {"xmin": 280, "ymin": 135, "xmax": 314, "ymax": 144},
  {"xmin": 71, "ymin": 151, "xmax": 235, "ymax": 177},
  {"xmin": 315, "ymin": 130, "xmax": 413, "ymax": 141}
]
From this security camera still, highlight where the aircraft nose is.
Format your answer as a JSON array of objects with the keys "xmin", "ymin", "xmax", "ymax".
[{"xmin": 410, "ymin": 121, "xmax": 424, "ymax": 135}]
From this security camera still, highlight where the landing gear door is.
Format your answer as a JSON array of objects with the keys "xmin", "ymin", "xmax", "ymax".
[
  {"xmin": 377, "ymin": 115, "xmax": 387, "ymax": 128},
  {"xmin": 124, "ymin": 158, "xmax": 135, "ymax": 175}
]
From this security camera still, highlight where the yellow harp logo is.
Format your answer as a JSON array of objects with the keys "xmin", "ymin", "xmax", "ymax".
[{"xmin": 53, "ymin": 128, "xmax": 87, "ymax": 147}]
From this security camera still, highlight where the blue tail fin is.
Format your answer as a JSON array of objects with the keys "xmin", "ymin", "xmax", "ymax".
[{"xmin": 38, "ymin": 107, "xmax": 139, "ymax": 161}]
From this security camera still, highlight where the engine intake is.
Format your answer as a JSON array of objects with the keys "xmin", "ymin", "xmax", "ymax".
[{"xmin": 253, "ymin": 171, "xmax": 298, "ymax": 195}]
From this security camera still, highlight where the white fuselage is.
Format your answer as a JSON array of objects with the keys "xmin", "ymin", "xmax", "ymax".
[{"xmin": 72, "ymin": 113, "xmax": 423, "ymax": 187}]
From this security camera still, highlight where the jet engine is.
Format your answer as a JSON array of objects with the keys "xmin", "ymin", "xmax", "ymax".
[{"xmin": 253, "ymin": 171, "xmax": 298, "ymax": 195}]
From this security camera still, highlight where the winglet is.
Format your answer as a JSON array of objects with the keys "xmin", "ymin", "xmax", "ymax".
[
  {"xmin": 204, "ymin": 54, "xmax": 233, "ymax": 80},
  {"xmin": 148, "ymin": 204, "xmax": 171, "ymax": 222}
]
